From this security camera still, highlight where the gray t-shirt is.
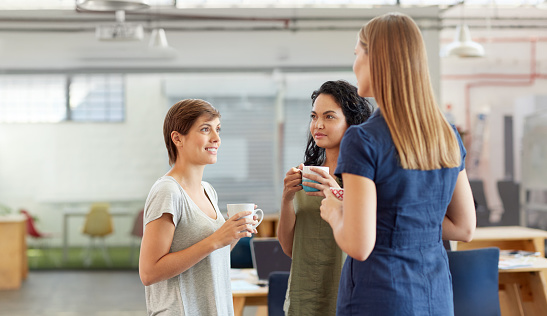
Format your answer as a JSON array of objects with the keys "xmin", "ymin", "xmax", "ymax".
[{"xmin": 143, "ymin": 176, "xmax": 233, "ymax": 316}]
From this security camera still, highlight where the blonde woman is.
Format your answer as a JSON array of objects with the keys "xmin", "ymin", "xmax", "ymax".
[{"xmin": 320, "ymin": 13, "xmax": 476, "ymax": 315}]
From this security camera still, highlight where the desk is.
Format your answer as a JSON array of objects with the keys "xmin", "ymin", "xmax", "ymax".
[
  {"xmin": 0, "ymin": 214, "xmax": 28, "ymax": 290},
  {"xmin": 255, "ymin": 214, "xmax": 279, "ymax": 238},
  {"xmin": 499, "ymin": 256, "xmax": 547, "ymax": 316},
  {"xmin": 455, "ymin": 226, "xmax": 547, "ymax": 256},
  {"xmin": 231, "ymin": 269, "xmax": 268, "ymax": 316},
  {"xmin": 453, "ymin": 226, "xmax": 547, "ymax": 315},
  {"xmin": 62, "ymin": 208, "xmax": 133, "ymax": 263}
]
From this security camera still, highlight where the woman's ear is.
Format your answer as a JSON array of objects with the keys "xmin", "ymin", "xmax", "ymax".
[{"xmin": 171, "ymin": 131, "xmax": 183, "ymax": 148}]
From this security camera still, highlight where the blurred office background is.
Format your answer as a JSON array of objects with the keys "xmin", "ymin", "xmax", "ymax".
[
  {"xmin": 0, "ymin": 0, "xmax": 545, "ymax": 255},
  {"xmin": 1, "ymin": 1, "xmax": 547, "ymax": 315}
]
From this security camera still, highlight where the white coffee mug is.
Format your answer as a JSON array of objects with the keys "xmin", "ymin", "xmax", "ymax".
[
  {"xmin": 226, "ymin": 203, "xmax": 264, "ymax": 228},
  {"xmin": 302, "ymin": 166, "xmax": 329, "ymax": 192}
]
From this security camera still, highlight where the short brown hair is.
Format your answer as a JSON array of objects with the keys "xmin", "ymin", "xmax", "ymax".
[{"xmin": 163, "ymin": 99, "xmax": 220, "ymax": 165}]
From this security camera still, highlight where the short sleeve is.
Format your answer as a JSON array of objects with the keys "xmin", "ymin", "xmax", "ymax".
[
  {"xmin": 144, "ymin": 178, "xmax": 182, "ymax": 227},
  {"xmin": 335, "ymin": 125, "xmax": 376, "ymax": 181},
  {"xmin": 452, "ymin": 125, "xmax": 467, "ymax": 171}
]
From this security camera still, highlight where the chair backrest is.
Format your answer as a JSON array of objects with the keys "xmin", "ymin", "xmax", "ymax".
[
  {"xmin": 230, "ymin": 236, "xmax": 253, "ymax": 269},
  {"xmin": 497, "ymin": 180, "xmax": 520, "ymax": 226},
  {"xmin": 131, "ymin": 209, "xmax": 144, "ymax": 237},
  {"xmin": 447, "ymin": 248, "xmax": 501, "ymax": 316},
  {"xmin": 20, "ymin": 209, "xmax": 42, "ymax": 238},
  {"xmin": 82, "ymin": 203, "xmax": 113, "ymax": 237},
  {"xmin": 268, "ymin": 271, "xmax": 290, "ymax": 316},
  {"xmin": 469, "ymin": 179, "xmax": 491, "ymax": 226}
]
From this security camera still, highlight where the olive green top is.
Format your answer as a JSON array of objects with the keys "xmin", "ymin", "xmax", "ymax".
[{"xmin": 284, "ymin": 180, "xmax": 345, "ymax": 316}]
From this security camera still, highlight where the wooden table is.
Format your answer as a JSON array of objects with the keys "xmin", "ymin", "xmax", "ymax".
[
  {"xmin": 0, "ymin": 214, "xmax": 28, "ymax": 290},
  {"xmin": 255, "ymin": 214, "xmax": 279, "ymax": 238},
  {"xmin": 453, "ymin": 226, "xmax": 547, "ymax": 315},
  {"xmin": 231, "ymin": 269, "xmax": 268, "ymax": 316},
  {"xmin": 499, "ymin": 256, "xmax": 547, "ymax": 316},
  {"xmin": 455, "ymin": 226, "xmax": 547, "ymax": 256}
]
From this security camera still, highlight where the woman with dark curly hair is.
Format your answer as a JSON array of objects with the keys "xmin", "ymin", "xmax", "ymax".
[{"xmin": 277, "ymin": 80, "xmax": 373, "ymax": 315}]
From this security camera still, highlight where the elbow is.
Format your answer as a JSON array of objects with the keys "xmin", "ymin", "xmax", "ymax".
[
  {"xmin": 348, "ymin": 249, "xmax": 372, "ymax": 262},
  {"xmin": 460, "ymin": 226, "xmax": 475, "ymax": 243},
  {"xmin": 282, "ymin": 247, "xmax": 292, "ymax": 259},
  {"xmin": 278, "ymin": 234, "xmax": 293, "ymax": 259},
  {"xmin": 278, "ymin": 239, "xmax": 293, "ymax": 258},
  {"xmin": 344, "ymin": 232, "xmax": 375, "ymax": 261},
  {"xmin": 139, "ymin": 268, "xmax": 157, "ymax": 287},
  {"xmin": 140, "ymin": 273, "xmax": 153, "ymax": 287},
  {"xmin": 345, "ymin": 243, "xmax": 373, "ymax": 262}
]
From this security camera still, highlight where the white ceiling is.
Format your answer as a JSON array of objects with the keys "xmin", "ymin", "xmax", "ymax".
[
  {"xmin": 0, "ymin": 0, "xmax": 544, "ymax": 31},
  {"xmin": 0, "ymin": 1, "xmax": 544, "ymax": 71},
  {"xmin": 1, "ymin": 0, "xmax": 546, "ymax": 10}
]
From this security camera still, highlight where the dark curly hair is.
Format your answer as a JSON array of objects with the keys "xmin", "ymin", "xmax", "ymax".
[{"xmin": 303, "ymin": 80, "xmax": 373, "ymax": 166}]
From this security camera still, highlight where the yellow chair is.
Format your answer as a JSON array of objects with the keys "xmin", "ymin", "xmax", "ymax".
[
  {"xmin": 81, "ymin": 203, "xmax": 114, "ymax": 267},
  {"xmin": 129, "ymin": 209, "xmax": 144, "ymax": 266}
]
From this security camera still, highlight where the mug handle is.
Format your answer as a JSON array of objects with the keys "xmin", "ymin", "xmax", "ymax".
[{"xmin": 254, "ymin": 209, "xmax": 264, "ymax": 227}]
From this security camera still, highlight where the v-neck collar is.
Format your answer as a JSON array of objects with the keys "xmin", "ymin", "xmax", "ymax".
[{"xmin": 164, "ymin": 176, "xmax": 218, "ymax": 221}]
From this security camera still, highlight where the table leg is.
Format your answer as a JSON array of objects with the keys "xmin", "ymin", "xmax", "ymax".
[
  {"xmin": 233, "ymin": 297, "xmax": 246, "ymax": 316},
  {"xmin": 62, "ymin": 214, "xmax": 68, "ymax": 264},
  {"xmin": 499, "ymin": 283, "xmax": 525, "ymax": 316},
  {"xmin": 0, "ymin": 221, "xmax": 25, "ymax": 289},
  {"xmin": 499, "ymin": 271, "xmax": 547, "ymax": 316},
  {"xmin": 532, "ymin": 238, "xmax": 545, "ymax": 256},
  {"xmin": 21, "ymin": 222, "xmax": 28, "ymax": 280},
  {"xmin": 255, "ymin": 306, "xmax": 268, "ymax": 316},
  {"xmin": 522, "ymin": 271, "xmax": 547, "ymax": 316}
]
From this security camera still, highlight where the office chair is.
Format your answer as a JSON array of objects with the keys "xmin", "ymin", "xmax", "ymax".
[
  {"xmin": 230, "ymin": 236, "xmax": 253, "ymax": 269},
  {"xmin": 129, "ymin": 209, "xmax": 144, "ymax": 265},
  {"xmin": 268, "ymin": 271, "xmax": 290, "ymax": 316},
  {"xmin": 469, "ymin": 179, "xmax": 492, "ymax": 227},
  {"xmin": 447, "ymin": 248, "xmax": 501, "ymax": 316},
  {"xmin": 497, "ymin": 180, "xmax": 521, "ymax": 226},
  {"xmin": 20, "ymin": 209, "xmax": 59, "ymax": 267},
  {"xmin": 81, "ymin": 203, "xmax": 114, "ymax": 267}
]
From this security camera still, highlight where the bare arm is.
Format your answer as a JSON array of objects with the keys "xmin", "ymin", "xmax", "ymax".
[
  {"xmin": 277, "ymin": 165, "xmax": 303, "ymax": 258},
  {"xmin": 139, "ymin": 211, "xmax": 255, "ymax": 286},
  {"xmin": 442, "ymin": 169, "xmax": 476, "ymax": 242},
  {"xmin": 320, "ymin": 173, "xmax": 377, "ymax": 261}
]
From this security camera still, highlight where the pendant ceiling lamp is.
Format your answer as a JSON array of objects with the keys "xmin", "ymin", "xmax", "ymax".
[
  {"xmin": 441, "ymin": 23, "xmax": 485, "ymax": 58},
  {"xmin": 77, "ymin": 0, "xmax": 150, "ymax": 11},
  {"xmin": 149, "ymin": 28, "xmax": 169, "ymax": 48}
]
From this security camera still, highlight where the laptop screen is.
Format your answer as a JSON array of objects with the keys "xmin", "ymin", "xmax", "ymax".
[{"xmin": 250, "ymin": 238, "xmax": 292, "ymax": 282}]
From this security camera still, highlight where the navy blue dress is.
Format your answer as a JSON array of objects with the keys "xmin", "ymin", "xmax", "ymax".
[{"xmin": 334, "ymin": 109, "xmax": 466, "ymax": 316}]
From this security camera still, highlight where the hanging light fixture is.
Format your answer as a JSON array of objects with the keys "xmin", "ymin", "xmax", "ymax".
[
  {"xmin": 149, "ymin": 28, "xmax": 169, "ymax": 48},
  {"xmin": 77, "ymin": 0, "xmax": 150, "ymax": 11},
  {"xmin": 441, "ymin": 23, "xmax": 485, "ymax": 58}
]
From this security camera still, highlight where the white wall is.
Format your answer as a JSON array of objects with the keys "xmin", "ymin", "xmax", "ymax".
[
  {"xmin": 440, "ymin": 27, "xmax": 547, "ymax": 222},
  {"xmin": 0, "ymin": 10, "xmax": 443, "ymax": 247},
  {"xmin": 0, "ymin": 75, "xmax": 169, "ymax": 246}
]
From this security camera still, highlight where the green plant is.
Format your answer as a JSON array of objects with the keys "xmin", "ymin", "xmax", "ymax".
[{"xmin": 0, "ymin": 204, "xmax": 12, "ymax": 216}]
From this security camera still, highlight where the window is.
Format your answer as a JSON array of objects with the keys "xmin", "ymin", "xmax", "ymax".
[
  {"xmin": 0, "ymin": 74, "xmax": 125, "ymax": 123},
  {"xmin": 69, "ymin": 74, "xmax": 124, "ymax": 122},
  {"xmin": 0, "ymin": 75, "xmax": 66, "ymax": 123}
]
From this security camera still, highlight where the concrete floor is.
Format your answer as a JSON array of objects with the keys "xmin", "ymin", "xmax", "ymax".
[
  {"xmin": 1, "ymin": 270, "xmax": 259, "ymax": 316},
  {"xmin": 0, "ymin": 270, "xmax": 147, "ymax": 316}
]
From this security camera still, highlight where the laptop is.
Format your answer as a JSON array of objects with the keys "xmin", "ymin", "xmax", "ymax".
[{"xmin": 250, "ymin": 237, "xmax": 292, "ymax": 284}]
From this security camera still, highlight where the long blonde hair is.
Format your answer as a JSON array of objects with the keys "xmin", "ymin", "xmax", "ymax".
[{"xmin": 360, "ymin": 12, "xmax": 460, "ymax": 170}]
